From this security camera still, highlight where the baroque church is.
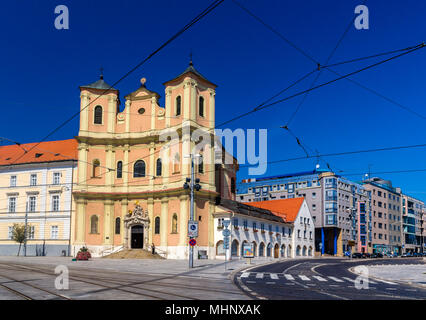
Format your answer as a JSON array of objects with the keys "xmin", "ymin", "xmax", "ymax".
[{"xmin": 72, "ymin": 61, "xmax": 238, "ymax": 259}]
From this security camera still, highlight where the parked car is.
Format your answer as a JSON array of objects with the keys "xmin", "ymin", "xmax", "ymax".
[
  {"xmin": 413, "ymin": 252, "xmax": 422, "ymax": 257},
  {"xmin": 401, "ymin": 252, "xmax": 413, "ymax": 257},
  {"xmin": 371, "ymin": 252, "xmax": 383, "ymax": 258},
  {"xmin": 384, "ymin": 252, "xmax": 398, "ymax": 258},
  {"xmin": 351, "ymin": 253, "xmax": 363, "ymax": 259},
  {"xmin": 361, "ymin": 253, "xmax": 371, "ymax": 259}
]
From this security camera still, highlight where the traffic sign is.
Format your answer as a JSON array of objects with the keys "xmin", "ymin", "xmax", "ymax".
[
  {"xmin": 222, "ymin": 220, "xmax": 230, "ymax": 228},
  {"xmin": 189, "ymin": 239, "xmax": 197, "ymax": 246},
  {"xmin": 188, "ymin": 221, "xmax": 198, "ymax": 238}
]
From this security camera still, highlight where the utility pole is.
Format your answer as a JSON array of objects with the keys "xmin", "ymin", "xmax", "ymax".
[
  {"xmin": 24, "ymin": 200, "xmax": 28, "ymax": 257},
  {"xmin": 183, "ymin": 154, "xmax": 202, "ymax": 268}
]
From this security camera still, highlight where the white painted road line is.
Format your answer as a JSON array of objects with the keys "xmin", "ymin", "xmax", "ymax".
[
  {"xmin": 246, "ymin": 281, "xmax": 256, "ymax": 284},
  {"xmin": 284, "ymin": 274, "xmax": 295, "ymax": 280},
  {"xmin": 270, "ymin": 273, "xmax": 279, "ymax": 280},
  {"xmin": 343, "ymin": 277, "xmax": 356, "ymax": 283},
  {"xmin": 312, "ymin": 276, "xmax": 327, "ymax": 282},
  {"xmin": 256, "ymin": 273, "xmax": 264, "ymax": 279},
  {"xmin": 328, "ymin": 276, "xmax": 344, "ymax": 282},
  {"xmin": 373, "ymin": 279, "xmax": 398, "ymax": 285},
  {"xmin": 240, "ymin": 272, "xmax": 250, "ymax": 278},
  {"xmin": 266, "ymin": 282, "xmax": 276, "ymax": 285},
  {"xmin": 299, "ymin": 275, "xmax": 310, "ymax": 281}
]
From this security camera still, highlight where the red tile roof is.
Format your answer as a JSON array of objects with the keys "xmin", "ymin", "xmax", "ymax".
[
  {"xmin": 0, "ymin": 139, "xmax": 78, "ymax": 166},
  {"xmin": 246, "ymin": 198, "xmax": 304, "ymax": 222}
]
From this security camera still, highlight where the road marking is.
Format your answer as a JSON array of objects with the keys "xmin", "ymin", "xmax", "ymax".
[
  {"xmin": 386, "ymin": 288, "xmax": 397, "ymax": 291},
  {"xmin": 373, "ymin": 278, "xmax": 397, "ymax": 285},
  {"xmin": 270, "ymin": 273, "xmax": 279, "ymax": 280},
  {"xmin": 343, "ymin": 277, "xmax": 356, "ymax": 283},
  {"xmin": 256, "ymin": 273, "xmax": 264, "ymax": 279},
  {"xmin": 266, "ymin": 282, "xmax": 276, "ymax": 285},
  {"xmin": 328, "ymin": 276, "xmax": 344, "ymax": 282},
  {"xmin": 405, "ymin": 289, "xmax": 417, "ymax": 292},
  {"xmin": 284, "ymin": 274, "xmax": 295, "ymax": 280},
  {"xmin": 240, "ymin": 272, "xmax": 250, "ymax": 278},
  {"xmin": 312, "ymin": 276, "xmax": 327, "ymax": 282},
  {"xmin": 299, "ymin": 275, "xmax": 310, "ymax": 281},
  {"xmin": 246, "ymin": 281, "xmax": 256, "ymax": 284}
]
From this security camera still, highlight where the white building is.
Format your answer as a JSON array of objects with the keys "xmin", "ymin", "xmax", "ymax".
[{"xmin": 212, "ymin": 197, "xmax": 315, "ymax": 260}]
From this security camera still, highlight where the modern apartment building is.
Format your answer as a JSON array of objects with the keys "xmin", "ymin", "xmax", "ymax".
[
  {"xmin": 362, "ymin": 178, "xmax": 402, "ymax": 255},
  {"xmin": 0, "ymin": 139, "xmax": 77, "ymax": 256},
  {"xmin": 237, "ymin": 168, "xmax": 371, "ymax": 256},
  {"xmin": 401, "ymin": 194, "xmax": 425, "ymax": 253}
]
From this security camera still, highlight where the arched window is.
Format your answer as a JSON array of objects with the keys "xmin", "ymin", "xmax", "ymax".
[
  {"xmin": 288, "ymin": 245, "xmax": 292, "ymax": 258},
  {"xmin": 154, "ymin": 217, "xmax": 160, "ymax": 234},
  {"xmin": 94, "ymin": 105, "xmax": 103, "ymax": 124},
  {"xmin": 308, "ymin": 246, "xmax": 313, "ymax": 256},
  {"xmin": 176, "ymin": 96, "xmax": 181, "ymax": 116},
  {"xmin": 115, "ymin": 217, "xmax": 121, "ymax": 234},
  {"xmin": 303, "ymin": 246, "xmax": 307, "ymax": 256},
  {"xmin": 90, "ymin": 215, "xmax": 98, "ymax": 234},
  {"xmin": 259, "ymin": 242, "xmax": 265, "ymax": 257},
  {"xmin": 92, "ymin": 159, "xmax": 100, "ymax": 177},
  {"xmin": 231, "ymin": 177, "xmax": 236, "ymax": 194},
  {"xmin": 172, "ymin": 214, "xmax": 178, "ymax": 234},
  {"xmin": 117, "ymin": 161, "xmax": 123, "ymax": 179},
  {"xmin": 296, "ymin": 245, "xmax": 301, "ymax": 256},
  {"xmin": 252, "ymin": 241, "xmax": 257, "ymax": 257},
  {"xmin": 281, "ymin": 244, "xmax": 286, "ymax": 257},
  {"xmin": 134, "ymin": 160, "xmax": 146, "ymax": 178},
  {"xmin": 231, "ymin": 239, "xmax": 239, "ymax": 256},
  {"xmin": 216, "ymin": 241, "xmax": 225, "ymax": 256},
  {"xmin": 267, "ymin": 243, "xmax": 272, "ymax": 257},
  {"xmin": 199, "ymin": 96, "xmax": 204, "ymax": 117},
  {"xmin": 156, "ymin": 158, "xmax": 162, "ymax": 177}
]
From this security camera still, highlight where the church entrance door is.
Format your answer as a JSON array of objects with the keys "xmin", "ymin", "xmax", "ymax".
[{"xmin": 131, "ymin": 225, "xmax": 144, "ymax": 249}]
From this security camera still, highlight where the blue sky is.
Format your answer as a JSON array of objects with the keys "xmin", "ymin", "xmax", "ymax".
[{"xmin": 1, "ymin": 0, "xmax": 426, "ymax": 200}]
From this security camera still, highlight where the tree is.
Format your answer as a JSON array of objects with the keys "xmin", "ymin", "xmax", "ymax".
[{"xmin": 12, "ymin": 224, "xmax": 26, "ymax": 256}]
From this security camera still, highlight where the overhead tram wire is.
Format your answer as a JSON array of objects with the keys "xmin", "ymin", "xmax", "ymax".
[{"xmin": 9, "ymin": 0, "xmax": 225, "ymax": 166}]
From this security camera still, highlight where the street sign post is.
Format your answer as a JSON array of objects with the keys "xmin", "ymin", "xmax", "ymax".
[
  {"xmin": 222, "ymin": 221, "xmax": 231, "ymax": 270},
  {"xmin": 188, "ymin": 221, "xmax": 199, "ymax": 238}
]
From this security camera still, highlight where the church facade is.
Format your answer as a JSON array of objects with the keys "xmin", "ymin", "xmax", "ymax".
[{"xmin": 72, "ymin": 62, "xmax": 238, "ymax": 259}]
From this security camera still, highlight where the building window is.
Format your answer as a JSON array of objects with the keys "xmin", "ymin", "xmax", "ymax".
[
  {"xmin": 28, "ymin": 196, "xmax": 37, "ymax": 212},
  {"xmin": 52, "ymin": 195, "xmax": 60, "ymax": 212},
  {"xmin": 90, "ymin": 215, "xmax": 99, "ymax": 234},
  {"xmin": 117, "ymin": 161, "xmax": 123, "ymax": 179},
  {"xmin": 172, "ymin": 214, "xmax": 178, "ymax": 234},
  {"xmin": 30, "ymin": 174, "xmax": 37, "ymax": 186},
  {"xmin": 176, "ymin": 96, "xmax": 181, "ymax": 116},
  {"xmin": 92, "ymin": 160, "xmax": 101, "ymax": 177},
  {"xmin": 8, "ymin": 197, "xmax": 16, "ymax": 213},
  {"xmin": 115, "ymin": 217, "xmax": 121, "ymax": 234},
  {"xmin": 252, "ymin": 222, "xmax": 257, "ymax": 231},
  {"xmin": 198, "ymin": 156, "xmax": 204, "ymax": 174},
  {"xmin": 10, "ymin": 175, "xmax": 17, "ymax": 187},
  {"xmin": 53, "ymin": 172, "xmax": 61, "ymax": 185},
  {"xmin": 199, "ymin": 96, "xmax": 204, "ymax": 117},
  {"xmin": 155, "ymin": 217, "xmax": 160, "ymax": 234},
  {"xmin": 51, "ymin": 226, "xmax": 58, "ymax": 239},
  {"xmin": 94, "ymin": 105, "xmax": 103, "ymax": 124},
  {"xmin": 133, "ymin": 160, "xmax": 146, "ymax": 178},
  {"xmin": 28, "ymin": 226, "xmax": 35, "ymax": 239},
  {"xmin": 156, "ymin": 158, "xmax": 162, "ymax": 176}
]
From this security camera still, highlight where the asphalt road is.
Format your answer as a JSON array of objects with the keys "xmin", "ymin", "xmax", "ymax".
[{"xmin": 234, "ymin": 257, "xmax": 426, "ymax": 300}]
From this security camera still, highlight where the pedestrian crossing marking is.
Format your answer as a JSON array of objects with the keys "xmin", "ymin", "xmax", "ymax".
[
  {"xmin": 256, "ymin": 273, "xmax": 264, "ymax": 279},
  {"xmin": 299, "ymin": 275, "xmax": 310, "ymax": 281},
  {"xmin": 328, "ymin": 276, "xmax": 344, "ymax": 282},
  {"xmin": 240, "ymin": 272, "xmax": 250, "ymax": 278},
  {"xmin": 270, "ymin": 273, "xmax": 279, "ymax": 280},
  {"xmin": 313, "ymin": 275, "xmax": 327, "ymax": 282},
  {"xmin": 373, "ymin": 278, "xmax": 397, "ymax": 285},
  {"xmin": 284, "ymin": 274, "xmax": 295, "ymax": 280}
]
